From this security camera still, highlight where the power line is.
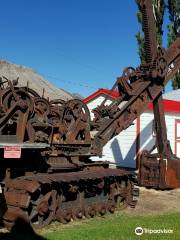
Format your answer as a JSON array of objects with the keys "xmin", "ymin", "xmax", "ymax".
[
  {"xmin": 52, "ymin": 50, "xmax": 107, "ymax": 76},
  {"xmin": 40, "ymin": 72, "xmax": 103, "ymax": 90}
]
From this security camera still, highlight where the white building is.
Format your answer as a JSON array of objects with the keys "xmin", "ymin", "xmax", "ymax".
[{"xmin": 84, "ymin": 88, "xmax": 180, "ymax": 169}]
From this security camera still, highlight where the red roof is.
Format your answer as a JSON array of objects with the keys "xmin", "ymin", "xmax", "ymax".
[
  {"xmin": 84, "ymin": 88, "xmax": 180, "ymax": 113},
  {"xmin": 84, "ymin": 88, "xmax": 120, "ymax": 103},
  {"xmin": 148, "ymin": 100, "xmax": 180, "ymax": 113}
]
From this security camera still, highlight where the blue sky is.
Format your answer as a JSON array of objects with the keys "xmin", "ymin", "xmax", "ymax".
[{"xmin": 0, "ymin": 0, "xmax": 172, "ymax": 97}]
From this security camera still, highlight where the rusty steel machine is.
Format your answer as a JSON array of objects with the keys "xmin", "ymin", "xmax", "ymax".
[
  {"xmin": 0, "ymin": 0, "xmax": 179, "ymax": 229},
  {"xmin": 92, "ymin": 0, "xmax": 180, "ymax": 189},
  {"xmin": 0, "ymin": 78, "xmax": 139, "ymax": 228}
]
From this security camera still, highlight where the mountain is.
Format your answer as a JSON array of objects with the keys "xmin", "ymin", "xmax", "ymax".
[
  {"xmin": 72, "ymin": 93, "xmax": 84, "ymax": 99},
  {"xmin": 0, "ymin": 60, "xmax": 73, "ymax": 101}
]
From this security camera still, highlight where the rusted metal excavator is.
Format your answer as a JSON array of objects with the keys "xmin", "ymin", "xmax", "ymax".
[{"xmin": 0, "ymin": 0, "xmax": 179, "ymax": 229}]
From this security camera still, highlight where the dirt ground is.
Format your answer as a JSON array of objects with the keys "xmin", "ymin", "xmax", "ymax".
[{"xmin": 124, "ymin": 187, "xmax": 180, "ymax": 216}]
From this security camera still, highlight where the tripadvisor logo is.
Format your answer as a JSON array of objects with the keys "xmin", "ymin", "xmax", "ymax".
[
  {"xmin": 135, "ymin": 227, "xmax": 143, "ymax": 236},
  {"xmin": 135, "ymin": 226, "xmax": 174, "ymax": 235}
]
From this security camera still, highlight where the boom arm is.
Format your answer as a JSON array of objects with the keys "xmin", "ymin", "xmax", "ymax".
[
  {"xmin": 90, "ymin": 0, "xmax": 180, "ymax": 190},
  {"xmin": 91, "ymin": 0, "xmax": 180, "ymax": 155},
  {"xmin": 91, "ymin": 40, "xmax": 180, "ymax": 155}
]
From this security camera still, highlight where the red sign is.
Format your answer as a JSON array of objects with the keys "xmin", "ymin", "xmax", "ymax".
[{"xmin": 4, "ymin": 146, "xmax": 21, "ymax": 158}]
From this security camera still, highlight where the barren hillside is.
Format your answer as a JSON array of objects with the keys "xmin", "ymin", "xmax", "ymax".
[{"xmin": 0, "ymin": 60, "xmax": 73, "ymax": 101}]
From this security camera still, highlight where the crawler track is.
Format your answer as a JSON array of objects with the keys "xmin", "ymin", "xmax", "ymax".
[{"xmin": 3, "ymin": 168, "xmax": 138, "ymax": 229}]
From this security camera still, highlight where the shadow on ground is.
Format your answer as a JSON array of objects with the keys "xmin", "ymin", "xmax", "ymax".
[{"xmin": 0, "ymin": 218, "xmax": 46, "ymax": 240}]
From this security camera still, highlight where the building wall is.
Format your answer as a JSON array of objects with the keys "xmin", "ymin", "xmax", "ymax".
[
  {"xmin": 88, "ymin": 96, "xmax": 137, "ymax": 168},
  {"xmin": 175, "ymin": 119, "xmax": 180, "ymax": 157},
  {"xmin": 87, "ymin": 97, "xmax": 180, "ymax": 169},
  {"xmin": 139, "ymin": 112, "xmax": 155, "ymax": 154},
  {"xmin": 90, "ymin": 119, "xmax": 137, "ymax": 168},
  {"xmin": 87, "ymin": 95, "xmax": 112, "ymax": 120},
  {"xmin": 165, "ymin": 113, "xmax": 177, "ymax": 154},
  {"xmin": 139, "ymin": 111, "xmax": 180, "ymax": 157}
]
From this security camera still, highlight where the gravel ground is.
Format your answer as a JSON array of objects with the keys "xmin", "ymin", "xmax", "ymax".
[{"xmin": 123, "ymin": 187, "xmax": 180, "ymax": 216}]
